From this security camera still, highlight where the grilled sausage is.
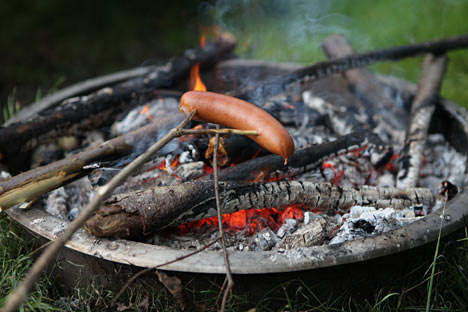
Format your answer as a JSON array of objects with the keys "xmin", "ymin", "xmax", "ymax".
[{"xmin": 180, "ymin": 91, "xmax": 295, "ymax": 163}]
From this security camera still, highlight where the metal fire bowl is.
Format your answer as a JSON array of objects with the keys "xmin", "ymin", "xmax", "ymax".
[{"xmin": 5, "ymin": 68, "xmax": 468, "ymax": 275}]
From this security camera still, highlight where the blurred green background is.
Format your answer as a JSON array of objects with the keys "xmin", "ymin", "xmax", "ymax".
[{"xmin": 1, "ymin": 0, "xmax": 467, "ymax": 116}]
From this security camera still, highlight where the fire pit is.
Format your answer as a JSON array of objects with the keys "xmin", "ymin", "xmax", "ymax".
[
  {"xmin": 1, "ymin": 35, "xmax": 468, "ymax": 305},
  {"xmin": 3, "ymin": 62, "xmax": 468, "ymax": 272}
]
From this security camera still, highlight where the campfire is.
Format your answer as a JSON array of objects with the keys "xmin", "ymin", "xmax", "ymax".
[{"xmin": 1, "ymin": 33, "xmax": 468, "ymax": 262}]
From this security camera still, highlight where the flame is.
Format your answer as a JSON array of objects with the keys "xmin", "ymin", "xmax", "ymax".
[
  {"xmin": 148, "ymin": 156, "xmax": 181, "ymax": 180},
  {"xmin": 139, "ymin": 104, "xmax": 153, "ymax": 121},
  {"xmin": 188, "ymin": 32, "xmax": 208, "ymax": 91},
  {"xmin": 189, "ymin": 63, "xmax": 207, "ymax": 91}
]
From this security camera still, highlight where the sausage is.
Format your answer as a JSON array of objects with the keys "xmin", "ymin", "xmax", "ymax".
[{"xmin": 180, "ymin": 91, "xmax": 295, "ymax": 163}]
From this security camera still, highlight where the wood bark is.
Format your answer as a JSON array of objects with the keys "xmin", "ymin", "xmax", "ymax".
[
  {"xmin": 0, "ymin": 34, "xmax": 236, "ymax": 167},
  {"xmin": 87, "ymin": 180, "xmax": 434, "ymax": 238},
  {"xmin": 397, "ymin": 54, "xmax": 448, "ymax": 189},
  {"xmin": 321, "ymin": 34, "xmax": 407, "ymax": 143},
  {"xmin": 0, "ymin": 115, "xmax": 184, "ymax": 210}
]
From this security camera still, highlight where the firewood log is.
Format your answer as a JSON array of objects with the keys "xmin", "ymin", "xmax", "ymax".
[
  {"xmin": 87, "ymin": 180, "xmax": 434, "ymax": 238},
  {"xmin": 231, "ymin": 34, "xmax": 468, "ymax": 103},
  {"xmin": 0, "ymin": 115, "xmax": 184, "ymax": 211},
  {"xmin": 397, "ymin": 54, "xmax": 447, "ymax": 188}
]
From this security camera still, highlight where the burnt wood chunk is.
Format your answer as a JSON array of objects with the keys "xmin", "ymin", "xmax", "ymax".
[
  {"xmin": 86, "ymin": 180, "xmax": 434, "ymax": 238},
  {"xmin": 397, "ymin": 54, "xmax": 448, "ymax": 189}
]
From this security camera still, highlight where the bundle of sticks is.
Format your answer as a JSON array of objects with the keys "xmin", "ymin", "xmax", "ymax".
[{"xmin": 0, "ymin": 33, "xmax": 464, "ymax": 239}]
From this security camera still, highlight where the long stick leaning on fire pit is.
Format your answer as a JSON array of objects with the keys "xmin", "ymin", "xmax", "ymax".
[
  {"xmin": 86, "ymin": 180, "xmax": 434, "ymax": 238},
  {"xmin": 397, "ymin": 54, "xmax": 448, "ymax": 189},
  {"xmin": 232, "ymin": 34, "xmax": 468, "ymax": 102},
  {"xmin": 0, "ymin": 33, "xmax": 237, "ymax": 163}
]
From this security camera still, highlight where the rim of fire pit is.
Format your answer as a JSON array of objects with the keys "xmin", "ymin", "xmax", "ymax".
[{"xmin": 5, "ymin": 74, "xmax": 468, "ymax": 274}]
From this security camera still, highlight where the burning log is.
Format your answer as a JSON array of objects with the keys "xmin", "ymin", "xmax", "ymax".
[
  {"xmin": 321, "ymin": 34, "xmax": 407, "ymax": 143},
  {"xmin": 201, "ymin": 129, "xmax": 392, "ymax": 183},
  {"xmin": 0, "ymin": 34, "xmax": 236, "ymax": 166},
  {"xmin": 86, "ymin": 180, "xmax": 434, "ymax": 238},
  {"xmin": 232, "ymin": 34, "xmax": 468, "ymax": 103},
  {"xmin": 0, "ymin": 115, "xmax": 185, "ymax": 211},
  {"xmin": 397, "ymin": 54, "xmax": 448, "ymax": 189}
]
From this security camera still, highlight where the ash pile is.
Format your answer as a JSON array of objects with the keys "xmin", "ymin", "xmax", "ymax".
[{"xmin": 1, "ymin": 34, "xmax": 467, "ymax": 253}]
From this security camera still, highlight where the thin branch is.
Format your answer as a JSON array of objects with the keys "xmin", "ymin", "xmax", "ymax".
[
  {"xmin": 213, "ymin": 127, "xmax": 234, "ymax": 312},
  {"xmin": 110, "ymin": 237, "xmax": 219, "ymax": 307},
  {"xmin": 182, "ymin": 128, "xmax": 258, "ymax": 136}
]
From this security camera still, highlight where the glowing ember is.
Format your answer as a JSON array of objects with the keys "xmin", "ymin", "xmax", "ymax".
[
  {"xmin": 175, "ymin": 205, "xmax": 307, "ymax": 236},
  {"xmin": 139, "ymin": 104, "xmax": 153, "ymax": 121},
  {"xmin": 322, "ymin": 162, "xmax": 344, "ymax": 184}
]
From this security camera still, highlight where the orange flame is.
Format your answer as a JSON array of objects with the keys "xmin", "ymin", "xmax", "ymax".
[
  {"xmin": 189, "ymin": 63, "xmax": 207, "ymax": 91},
  {"xmin": 139, "ymin": 104, "xmax": 153, "ymax": 121},
  {"xmin": 322, "ymin": 162, "xmax": 344, "ymax": 185},
  {"xmin": 189, "ymin": 32, "xmax": 208, "ymax": 91}
]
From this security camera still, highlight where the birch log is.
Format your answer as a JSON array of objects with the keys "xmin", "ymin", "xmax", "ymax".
[{"xmin": 397, "ymin": 54, "xmax": 448, "ymax": 188}]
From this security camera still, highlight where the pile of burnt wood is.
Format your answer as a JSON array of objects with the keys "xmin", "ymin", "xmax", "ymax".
[{"xmin": 0, "ymin": 33, "xmax": 467, "ymax": 243}]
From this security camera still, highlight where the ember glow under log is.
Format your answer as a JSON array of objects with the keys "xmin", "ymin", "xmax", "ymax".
[{"xmin": 86, "ymin": 181, "xmax": 434, "ymax": 238}]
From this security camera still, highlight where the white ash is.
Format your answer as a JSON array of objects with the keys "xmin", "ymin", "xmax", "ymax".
[
  {"xmin": 44, "ymin": 187, "xmax": 68, "ymax": 218},
  {"xmin": 276, "ymin": 219, "xmax": 299, "ymax": 238},
  {"xmin": 330, "ymin": 206, "xmax": 420, "ymax": 245},
  {"xmin": 419, "ymin": 133, "xmax": 467, "ymax": 193},
  {"xmin": 110, "ymin": 97, "xmax": 179, "ymax": 136},
  {"xmin": 30, "ymin": 218, "xmax": 46, "ymax": 225},
  {"xmin": 81, "ymin": 130, "xmax": 105, "ymax": 148},
  {"xmin": 42, "ymin": 176, "xmax": 94, "ymax": 221},
  {"xmin": 276, "ymin": 215, "xmax": 326, "ymax": 249},
  {"xmin": 0, "ymin": 170, "xmax": 11, "ymax": 181}
]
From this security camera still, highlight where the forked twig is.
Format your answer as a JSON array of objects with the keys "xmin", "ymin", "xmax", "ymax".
[
  {"xmin": 2, "ymin": 111, "xmax": 256, "ymax": 312},
  {"xmin": 110, "ymin": 237, "xmax": 219, "ymax": 307},
  {"xmin": 213, "ymin": 127, "xmax": 234, "ymax": 312}
]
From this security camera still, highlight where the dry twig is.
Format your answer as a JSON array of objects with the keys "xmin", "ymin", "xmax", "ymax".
[{"xmin": 213, "ymin": 127, "xmax": 234, "ymax": 312}]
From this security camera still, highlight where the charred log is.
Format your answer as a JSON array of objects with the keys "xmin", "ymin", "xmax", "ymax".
[
  {"xmin": 0, "ymin": 34, "xmax": 236, "ymax": 169},
  {"xmin": 321, "ymin": 34, "xmax": 407, "ymax": 143},
  {"xmin": 397, "ymin": 54, "xmax": 448, "ymax": 188},
  {"xmin": 0, "ymin": 115, "xmax": 184, "ymax": 211},
  {"xmin": 200, "ymin": 130, "xmax": 391, "ymax": 184},
  {"xmin": 232, "ymin": 34, "xmax": 468, "ymax": 103},
  {"xmin": 87, "ymin": 180, "xmax": 434, "ymax": 238}
]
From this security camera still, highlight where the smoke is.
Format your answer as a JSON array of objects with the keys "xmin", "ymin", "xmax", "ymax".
[{"xmin": 201, "ymin": 0, "xmax": 354, "ymax": 63}]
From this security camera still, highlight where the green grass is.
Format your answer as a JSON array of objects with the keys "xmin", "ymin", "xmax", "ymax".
[{"xmin": 0, "ymin": 214, "xmax": 57, "ymax": 311}]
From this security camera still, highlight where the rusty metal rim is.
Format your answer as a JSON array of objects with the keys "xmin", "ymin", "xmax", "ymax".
[{"xmin": 5, "ymin": 73, "xmax": 468, "ymax": 274}]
